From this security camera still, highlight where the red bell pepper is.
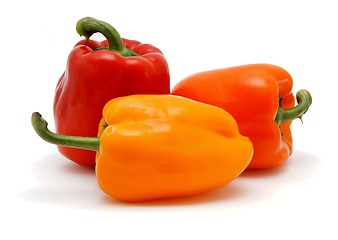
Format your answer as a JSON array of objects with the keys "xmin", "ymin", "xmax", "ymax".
[
  {"xmin": 172, "ymin": 64, "xmax": 312, "ymax": 169},
  {"xmin": 54, "ymin": 17, "xmax": 170, "ymax": 167}
]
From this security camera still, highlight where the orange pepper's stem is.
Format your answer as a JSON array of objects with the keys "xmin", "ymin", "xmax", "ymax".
[
  {"xmin": 31, "ymin": 112, "xmax": 100, "ymax": 152},
  {"xmin": 275, "ymin": 89, "xmax": 312, "ymax": 126}
]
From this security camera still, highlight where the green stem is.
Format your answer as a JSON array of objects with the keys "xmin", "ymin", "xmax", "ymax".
[
  {"xmin": 275, "ymin": 89, "xmax": 312, "ymax": 126},
  {"xmin": 31, "ymin": 112, "xmax": 100, "ymax": 152},
  {"xmin": 76, "ymin": 16, "xmax": 138, "ymax": 57}
]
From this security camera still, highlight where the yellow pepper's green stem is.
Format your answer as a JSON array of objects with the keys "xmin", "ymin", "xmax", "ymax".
[
  {"xmin": 31, "ymin": 112, "xmax": 100, "ymax": 152},
  {"xmin": 76, "ymin": 16, "xmax": 138, "ymax": 57},
  {"xmin": 275, "ymin": 89, "xmax": 312, "ymax": 126}
]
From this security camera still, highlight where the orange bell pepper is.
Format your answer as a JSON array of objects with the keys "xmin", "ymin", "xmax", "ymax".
[
  {"xmin": 31, "ymin": 95, "xmax": 253, "ymax": 202},
  {"xmin": 172, "ymin": 64, "xmax": 312, "ymax": 169}
]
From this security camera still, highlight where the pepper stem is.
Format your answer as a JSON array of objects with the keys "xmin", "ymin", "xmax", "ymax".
[
  {"xmin": 275, "ymin": 89, "xmax": 312, "ymax": 126},
  {"xmin": 31, "ymin": 112, "xmax": 100, "ymax": 152},
  {"xmin": 76, "ymin": 17, "xmax": 138, "ymax": 57}
]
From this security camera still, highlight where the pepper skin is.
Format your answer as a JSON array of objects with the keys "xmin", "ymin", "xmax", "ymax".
[
  {"xmin": 32, "ymin": 95, "xmax": 253, "ymax": 202},
  {"xmin": 172, "ymin": 64, "xmax": 312, "ymax": 169},
  {"xmin": 54, "ymin": 17, "xmax": 170, "ymax": 167}
]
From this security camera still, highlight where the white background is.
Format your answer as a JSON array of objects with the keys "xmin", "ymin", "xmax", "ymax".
[{"xmin": 1, "ymin": 0, "xmax": 337, "ymax": 239}]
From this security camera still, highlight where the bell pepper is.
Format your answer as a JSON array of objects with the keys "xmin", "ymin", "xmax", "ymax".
[
  {"xmin": 54, "ymin": 17, "xmax": 170, "ymax": 167},
  {"xmin": 32, "ymin": 95, "xmax": 253, "ymax": 202},
  {"xmin": 172, "ymin": 64, "xmax": 312, "ymax": 169}
]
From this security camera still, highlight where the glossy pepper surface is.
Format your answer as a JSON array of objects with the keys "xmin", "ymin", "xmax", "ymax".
[
  {"xmin": 54, "ymin": 17, "xmax": 170, "ymax": 167},
  {"xmin": 172, "ymin": 64, "xmax": 312, "ymax": 169},
  {"xmin": 32, "ymin": 95, "xmax": 253, "ymax": 202}
]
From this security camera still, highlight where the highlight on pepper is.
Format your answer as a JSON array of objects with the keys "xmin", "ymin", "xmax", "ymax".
[{"xmin": 32, "ymin": 95, "xmax": 254, "ymax": 202}]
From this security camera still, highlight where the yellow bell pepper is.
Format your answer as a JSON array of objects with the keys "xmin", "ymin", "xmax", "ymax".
[{"xmin": 32, "ymin": 95, "xmax": 253, "ymax": 202}]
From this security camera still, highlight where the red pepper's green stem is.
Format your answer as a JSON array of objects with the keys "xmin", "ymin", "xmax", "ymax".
[
  {"xmin": 31, "ymin": 112, "xmax": 100, "ymax": 152},
  {"xmin": 275, "ymin": 89, "xmax": 312, "ymax": 126},
  {"xmin": 76, "ymin": 17, "xmax": 138, "ymax": 57}
]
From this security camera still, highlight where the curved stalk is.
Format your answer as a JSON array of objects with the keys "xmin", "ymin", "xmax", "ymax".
[
  {"xmin": 76, "ymin": 17, "xmax": 138, "ymax": 56},
  {"xmin": 31, "ymin": 112, "xmax": 100, "ymax": 152},
  {"xmin": 275, "ymin": 89, "xmax": 312, "ymax": 126}
]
